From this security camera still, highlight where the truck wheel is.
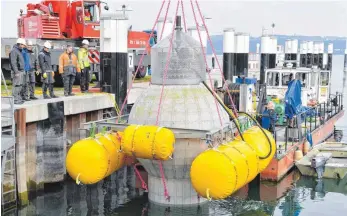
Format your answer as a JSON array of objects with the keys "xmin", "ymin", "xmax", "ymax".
[{"xmin": 135, "ymin": 66, "xmax": 146, "ymax": 78}]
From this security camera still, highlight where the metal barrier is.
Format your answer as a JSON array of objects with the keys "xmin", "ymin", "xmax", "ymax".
[
  {"xmin": 1, "ymin": 96, "xmax": 17, "ymax": 210},
  {"xmin": 274, "ymin": 92, "xmax": 344, "ymax": 156}
]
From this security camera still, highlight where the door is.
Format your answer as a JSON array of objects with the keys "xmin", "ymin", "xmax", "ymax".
[{"xmin": 318, "ymin": 71, "xmax": 330, "ymax": 103}]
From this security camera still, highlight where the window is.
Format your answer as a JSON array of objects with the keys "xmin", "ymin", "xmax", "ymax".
[
  {"xmin": 76, "ymin": 7, "xmax": 83, "ymax": 24},
  {"xmin": 320, "ymin": 72, "xmax": 330, "ymax": 86},
  {"xmin": 282, "ymin": 72, "xmax": 293, "ymax": 86},
  {"xmin": 248, "ymin": 63, "xmax": 251, "ymax": 69},
  {"xmin": 310, "ymin": 72, "xmax": 317, "ymax": 87},
  {"xmin": 296, "ymin": 72, "xmax": 309, "ymax": 88},
  {"xmin": 84, "ymin": 3, "xmax": 100, "ymax": 22},
  {"xmin": 267, "ymin": 72, "xmax": 280, "ymax": 86}
]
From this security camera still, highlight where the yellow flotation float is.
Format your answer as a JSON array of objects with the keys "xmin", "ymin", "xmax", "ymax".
[
  {"xmin": 66, "ymin": 132, "xmax": 125, "ymax": 184},
  {"xmin": 190, "ymin": 126, "xmax": 276, "ymax": 200},
  {"xmin": 121, "ymin": 125, "xmax": 175, "ymax": 160}
]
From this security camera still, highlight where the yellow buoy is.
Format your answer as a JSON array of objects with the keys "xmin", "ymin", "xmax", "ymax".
[
  {"xmin": 294, "ymin": 149, "xmax": 303, "ymax": 162},
  {"xmin": 303, "ymin": 141, "xmax": 310, "ymax": 154},
  {"xmin": 190, "ymin": 140, "xmax": 259, "ymax": 200},
  {"xmin": 236, "ymin": 126, "xmax": 276, "ymax": 171},
  {"xmin": 121, "ymin": 125, "xmax": 175, "ymax": 160},
  {"xmin": 66, "ymin": 132, "xmax": 125, "ymax": 184}
]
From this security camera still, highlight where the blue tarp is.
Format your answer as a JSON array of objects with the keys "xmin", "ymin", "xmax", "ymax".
[
  {"xmin": 284, "ymin": 79, "xmax": 302, "ymax": 119},
  {"xmin": 284, "ymin": 79, "xmax": 317, "ymax": 121}
]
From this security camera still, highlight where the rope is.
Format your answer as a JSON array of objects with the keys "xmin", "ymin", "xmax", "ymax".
[
  {"xmin": 160, "ymin": 0, "xmax": 171, "ymax": 41},
  {"xmin": 155, "ymin": 0, "xmax": 180, "ymax": 125},
  {"xmin": 194, "ymin": 0, "xmax": 239, "ymax": 118},
  {"xmin": 158, "ymin": 159, "xmax": 170, "ymax": 201},
  {"xmin": 116, "ymin": 0, "xmax": 166, "ymax": 123},
  {"xmin": 134, "ymin": 163, "xmax": 148, "ymax": 191},
  {"xmin": 154, "ymin": 0, "xmax": 181, "ymax": 202},
  {"xmin": 190, "ymin": 0, "xmax": 223, "ymax": 127},
  {"xmin": 180, "ymin": 0, "xmax": 187, "ymax": 32}
]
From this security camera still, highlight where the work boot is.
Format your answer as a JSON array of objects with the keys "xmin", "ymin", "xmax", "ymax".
[
  {"xmin": 68, "ymin": 93, "xmax": 75, "ymax": 96},
  {"xmin": 30, "ymin": 96, "xmax": 38, "ymax": 100},
  {"xmin": 23, "ymin": 98, "xmax": 31, "ymax": 101},
  {"xmin": 14, "ymin": 101, "xmax": 24, "ymax": 105},
  {"xmin": 43, "ymin": 94, "xmax": 51, "ymax": 99},
  {"xmin": 51, "ymin": 95, "xmax": 59, "ymax": 98}
]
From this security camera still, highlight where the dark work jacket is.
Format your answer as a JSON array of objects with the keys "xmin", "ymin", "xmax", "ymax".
[
  {"xmin": 9, "ymin": 44, "xmax": 25, "ymax": 75},
  {"xmin": 38, "ymin": 49, "xmax": 52, "ymax": 73},
  {"xmin": 38, "ymin": 49, "xmax": 54, "ymax": 84}
]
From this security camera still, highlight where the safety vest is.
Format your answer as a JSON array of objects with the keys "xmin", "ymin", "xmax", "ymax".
[
  {"xmin": 59, "ymin": 52, "xmax": 80, "ymax": 74},
  {"xmin": 78, "ymin": 47, "xmax": 90, "ymax": 69}
]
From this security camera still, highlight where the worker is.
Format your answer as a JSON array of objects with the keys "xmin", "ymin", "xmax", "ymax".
[
  {"xmin": 78, "ymin": 39, "xmax": 90, "ymax": 93},
  {"xmin": 9, "ymin": 38, "xmax": 26, "ymax": 104},
  {"xmin": 59, "ymin": 45, "xmax": 80, "ymax": 96},
  {"xmin": 261, "ymin": 101, "xmax": 277, "ymax": 139},
  {"xmin": 39, "ymin": 41, "xmax": 58, "ymax": 99},
  {"xmin": 22, "ymin": 40, "xmax": 39, "ymax": 100},
  {"xmin": 84, "ymin": 8, "xmax": 91, "ymax": 21},
  {"xmin": 21, "ymin": 43, "xmax": 30, "ymax": 101}
]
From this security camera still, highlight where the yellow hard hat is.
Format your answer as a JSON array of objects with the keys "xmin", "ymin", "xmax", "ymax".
[{"xmin": 43, "ymin": 73, "xmax": 47, "ymax": 79}]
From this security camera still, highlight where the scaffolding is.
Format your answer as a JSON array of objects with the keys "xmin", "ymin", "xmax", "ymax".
[{"xmin": 1, "ymin": 70, "xmax": 17, "ymax": 211}]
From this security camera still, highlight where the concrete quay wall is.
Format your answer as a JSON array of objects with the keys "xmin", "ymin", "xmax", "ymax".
[{"xmin": 14, "ymin": 94, "xmax": 115, "ymax": 205}]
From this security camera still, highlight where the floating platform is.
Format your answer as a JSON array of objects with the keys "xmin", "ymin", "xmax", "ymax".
[{"xmin": 261, "ymin": 109, "xmax": 344, "ymax": 181}]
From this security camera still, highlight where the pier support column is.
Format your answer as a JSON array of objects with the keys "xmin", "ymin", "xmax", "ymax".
[
  {"xmin": 100, "ymin": 13, "xmax": 128, "ymax": 111},
  {"xmin": 26, "ymin": 122, "xmax": 42, "ymax": 192},
  {"xmin": 235, "ymin": 33, "xmax": 249, "ymax": 77},
  {"xmin": 223, "ymin": 28, "xmax": 236, "ymax": 83},
  {"xmin": 299, "ymin": 41, "xmax": 308, "ymax": 67},
  {"xmin": 307, "ymin": 41, "xmax": 313, "ymax": 68},
  {"xmin": 15, "ymin": 108, "xmax": 28, "ymax": 205}
]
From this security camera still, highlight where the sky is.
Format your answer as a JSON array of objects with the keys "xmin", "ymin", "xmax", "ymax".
[{"xmin": 1, "ymin": 0, "xmax": 347, "ymax": 38}]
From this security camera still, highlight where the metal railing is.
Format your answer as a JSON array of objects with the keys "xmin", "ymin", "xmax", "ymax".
[{"xmin": 274, "ymin": 92, "xmax": 344, "ymax": 157}]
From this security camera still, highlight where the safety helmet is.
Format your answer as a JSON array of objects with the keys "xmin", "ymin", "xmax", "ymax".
[
  {"xmin": 27, "ymin": 40, "xmax": 33, "ymax": 46},
  {"xmin": 82, "ymin": 39, "xmax": 89, "ymax": 45},
  {"xmin": 16, "ymin": 38, "xmax": 26, "ymax": 45},
  {"xmin": 43, "ymin": 41, "xmax": 52, "ymax": 49}
]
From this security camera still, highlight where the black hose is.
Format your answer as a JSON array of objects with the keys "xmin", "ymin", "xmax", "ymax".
[
  {"xmin": 202, "ymin": 81, "xmax": 245, "ymax": 141},
  {"xmin": 238, "ymin": 111, "xmax": 273, "ymax": 160}
]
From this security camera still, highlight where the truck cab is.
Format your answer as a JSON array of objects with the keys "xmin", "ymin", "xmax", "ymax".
[{"xmin": 70, "ymin": 0, "xmax": 101, "ymax": 39}]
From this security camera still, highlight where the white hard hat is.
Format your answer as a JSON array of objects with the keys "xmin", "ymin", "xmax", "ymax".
[
  {"xmin": 16, "ymin": 38, "xmax": 26, "ymax": 45},
  {"xmin": 27, "ymin": 40, "xmax": 33, "ymax": 46},
  {"xmin": 82, "ymin": 39, "xmax": 89, "ymax": 45},
  {"xmin": 44, "ymin": 41, "xmax": 51, "ymax": 49}
]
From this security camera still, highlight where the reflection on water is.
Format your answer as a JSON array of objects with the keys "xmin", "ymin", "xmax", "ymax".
[{"xmin": 3, "ymin": 170, "xmax": 347, "ymax": 216}]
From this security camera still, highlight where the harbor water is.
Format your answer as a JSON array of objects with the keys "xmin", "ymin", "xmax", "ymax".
[{"xmin": 4, "ymin": 55, "xmax": 347, "ymax": 216}]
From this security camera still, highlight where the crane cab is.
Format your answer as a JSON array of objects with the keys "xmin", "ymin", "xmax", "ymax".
[{"xmin": 70, "ymin": 0, "xmax": 102, "ymax": 39}]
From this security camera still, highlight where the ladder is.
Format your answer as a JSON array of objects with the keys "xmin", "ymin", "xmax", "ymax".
[{"xmin": 1, "ymin": 69, "xmax": 17, "ymax": 211}]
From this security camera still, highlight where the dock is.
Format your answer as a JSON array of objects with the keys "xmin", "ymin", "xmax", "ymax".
[{"xmin": 2, "ymin": 92, "xmax": 117, "ymax": 205}]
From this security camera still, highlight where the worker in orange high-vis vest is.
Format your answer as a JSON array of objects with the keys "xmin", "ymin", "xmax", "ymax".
[{"xmin": 59, "ymin": 45, "xmax": 80, "ymax": 96}]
